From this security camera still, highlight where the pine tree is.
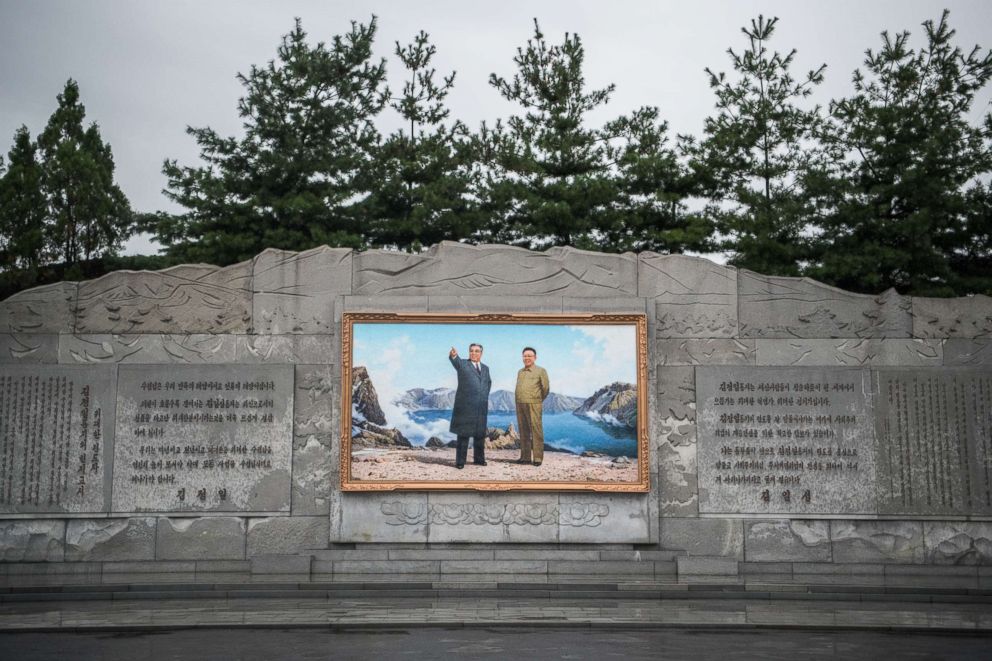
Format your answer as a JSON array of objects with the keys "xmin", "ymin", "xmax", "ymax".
[
  {"xmin": 160, "ymin": 18, "xmax": 388, "ymax": 264},
  {"xmin": 691, "ymin": 16, "xmax": 826, "ymax": 275},
  {"xmin": 808, "ymin": 11, "xmax": 992, "ymax": 295},
  {"xmin": 38, "ymin": 79, "xmax": 132, "ymax": 266},
  {"xmin": 480, "ymin": 20, "xmax": 618, "ymax": 249},
  {"xmin": 603, "ymin": 107, "xmax": 715, "ymax": 253},
  {"xmin": 0, "ymin": 126, "xmax": 47, "ymax": 271},
  {"xmin": 363, "ymin": 31, "xmax": 479, "ymax": 250}
]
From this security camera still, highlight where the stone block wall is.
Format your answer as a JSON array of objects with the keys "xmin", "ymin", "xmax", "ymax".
[{"xmin": 0, "ymin": 242, "xmax": 990, "ymax": 571}]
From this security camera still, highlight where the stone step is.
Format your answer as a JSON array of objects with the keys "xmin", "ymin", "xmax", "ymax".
[{"xmin": 310, "ymin": 549, "xmax": 684, "ymax": 562}]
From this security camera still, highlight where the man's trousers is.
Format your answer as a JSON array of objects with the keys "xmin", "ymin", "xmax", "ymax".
[{"xmin": 515, "ymin": 402, "xmax": 544, "ymax": 463}]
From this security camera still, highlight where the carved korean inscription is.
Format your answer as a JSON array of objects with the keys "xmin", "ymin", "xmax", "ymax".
[
  {"xmin": 697, "ymin": 367, "xmax": 876, "ymax": 515},
  {"xmin": 875, "ymin": 368, "xmax": 992, "ymax": 516},
  {"xmin": 0, "ymin": 365, "xmax": 116, "ymax": 513},
  {"xmin": 112, "ymin": 364, "xmax": 294, "ymax": 513}
]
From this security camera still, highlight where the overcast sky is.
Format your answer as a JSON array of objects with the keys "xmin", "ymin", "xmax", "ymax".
[{"xmin": 1, "ymin": 0, "xmax": 990, "ymax": 256}]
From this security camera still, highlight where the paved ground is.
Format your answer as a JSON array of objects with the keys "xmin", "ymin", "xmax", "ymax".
[{"xmin": 3, "ymin": 627, "xmax": 992, "ymax": 660}]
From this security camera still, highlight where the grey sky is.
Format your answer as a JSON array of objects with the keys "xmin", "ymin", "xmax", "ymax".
[{"xmin": 1, "ymin": 0, "xmax": 990, "ymax": 256}]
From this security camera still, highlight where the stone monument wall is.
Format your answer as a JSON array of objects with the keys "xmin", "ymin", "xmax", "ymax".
[{"xmin": 0, "ymin": 242, "xmax": 990, "ymax": 570}]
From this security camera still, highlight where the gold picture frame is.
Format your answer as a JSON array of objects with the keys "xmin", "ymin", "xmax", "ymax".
[{"xmin": 340, "ymin": 312, "xmax": 649, "ymax": 492}]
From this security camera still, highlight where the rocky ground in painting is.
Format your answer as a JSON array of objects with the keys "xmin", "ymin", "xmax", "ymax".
[{"xmin": 350, "ymin": 447, "xmax": 638, "ymax": 483}]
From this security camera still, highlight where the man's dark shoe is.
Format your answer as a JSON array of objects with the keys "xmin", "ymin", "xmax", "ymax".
[
  {"xmin": 533, "ymin": 461, "xmax": 542, "ymax": 466},
  {"xmin": 474, "ymin": 460, "xmax": 487, "ymax": 466},
  {"xmin": 456, "ymin": 463, "xmax": 464, "ymax": 469}
]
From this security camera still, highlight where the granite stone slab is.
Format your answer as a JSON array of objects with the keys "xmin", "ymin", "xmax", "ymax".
[
  {"xmin": 247, "ymin": 516, "xmax": 329, "ymax": 556},
  {"xmin": 234, "ymin": 335, "xmax": 334, "ymax": 364},
  {"xmin": 0, "ymin": 334, "xmax": 59, "ymax": 363},
  {"xmin": 0, "ymin": 520, "xmax": 66, "ymax": 561},
  {"xmin": 745, "ymin": 520, "xmax": 832, "ymax": 562},
  {"xmin": 676, "ymin": 556, "xmax": 739, "ymax": 575},
  {"xmin": 739, "ymin": 272, "xmax": 913, "ymax": 338},
  {"xmin": 697, "ymin": 366, "xmax": 877, "ymax": 515},
  {"xmin": 830, "ymin": 520, "xmax": 924, "ymax": 564},
  {"xmin": 59, "ymin": 334, "xmax": 239, "ymax": 364},
  {"xmin": 0, "ymin": 364, "xmax": 117, "ymax": 514},
  {"xmin": 74, "ymin": 262, "xmax": 252, "ymax": 334},
  {"xmin": 640, "ymin": 254, "xmax": 738, "ymax": 338},
  {"xmin": 292, "ymin": 365, "xmax": 335, "ymax": 516},
  {"xmin": 353, "ymin": 242, "xmax": 637, "ymax": 297},
  {"xmin": 252, "ymin": 246, "xmax": 351, "ymax": 334},
  {"xmin": 155, "ymin": 517, "xmax": 246, "ymax": 560},
  {"xmin": 913, "ymin": 295, "xmax": 992, "ymax": 338},
  {"xmin": 426, "ymin": 492, "xmax": 560, "ymax": 543},
  {"xmin": 64, "ymin": 518, "xmax": 156, "ymax": 561},
  {"xmin": 754, "ymin": 339, "xmax": 942, "ymax": 366},
  {"xmin": 943, "ymin": 339, "xmax": 992, "ymax": 366},
  {"xmin": 873, "ymin": 368, "xmax": 992, "ymax": 517},
  {"xmin": 562, "ymin": 297, "xmax": 648, "ymax": 314},
  {"xmin": 558, "ymin": 494, "xmax": 650, "ymax": 543},
  {"xmin": 660, "ymin": 517, "xmax": 744, "ymax": 559},
  {"xmin": 656, "ymin": 366, "xmax": 695, "ymax": 420},
  {"xmin": 111, "ymin": 364, "xmax": 293, "ymax": 513},
  {"xmin": 342, "ymin": 295, "xmax": 430, "ymax": 312},
  {"xmin": 427, "ymin": 296, "xmax": 564, "ymax": 313},
  {"xmin": 655, "ymin": 339, "xmax": 755, "ymax": 365},
  {"xmin": 0, "ymin": 282, "xmax": 77, "ymax": 333},
  {"xmin": 656, "ymin": 415, "xmax": 697, "ymax": 517},
  {"xmin": 333, "ymin": 492, "xmax": 429, "ymax": 543},
  {"xmin": 924, "ymin": 522, "xmax": 992, "ymax": 565}
]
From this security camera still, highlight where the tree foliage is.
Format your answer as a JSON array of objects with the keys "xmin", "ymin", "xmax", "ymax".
[
  {"xmin": 808, "ymin": 10, "xmax": 992, "ymax": 295},
  {"xmin": 691, "ymin": 16, "xmax": 826, "ymax": 275},
  {"xmin": 0, "ymin": 127, "xmax": 47, "ymax": 270},
  {"xmin": 362, "ymin": 31, "xmax": 480, "ymax": 250},
  {"xmin": 160, "ymin": 18, "xmax": 388, "ymax": 264},
  {"xmin": 38, "ymin": 80, "xmax": 131, "ymax": 266}
]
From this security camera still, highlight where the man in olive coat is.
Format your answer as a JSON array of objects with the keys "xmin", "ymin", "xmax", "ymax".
[
  {"xmin": 448, "ymin": 343, "xmax": 492, "ymax": 468},
  {"xmin": 515, "ymin": 346, "xmax": 549, "ymax": 466}
]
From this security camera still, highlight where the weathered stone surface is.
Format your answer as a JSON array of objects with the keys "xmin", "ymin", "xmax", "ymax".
[
  {"xmin": 943, "ymin": 339, "xmax": 992, "ymax": 366},
  {"xmin": 0, "ymin": 520, "xmax": 65, "ymax": 561},
  {"xmin": 874, "ymin": 368, "xmax": 992, "ymax": 517},
  {"xmin": 558, "ymin": 494, "xmax": 649, "ymax": 543},
  {"xmin": 0, "ymin": 334, "xmax": 59, "ymax": 363},
  {"xmin": 342, "ymin": 295, "xmax": 429, "ymax": 312},
  {"xmin": 924, "ymin": 523, "xmax": 992, "ymax": 565},
  {"xmin": 660, "ymin": 517, "xmax": 744, "ymax": 559},
  {"xmin": 0, "ymin": 364, "xmax": 117, "ymax": 514},
  {"xmin": 657, "ymin": 415, "xmax": 697, "ymax": 517},
  {"xmin": 156, "ymin": 517, "xmax": 246, "ymax": 560},
  {"xmin": 739, "ymin": 272, "xmax": 912, "ymax": 338},
  {"xmin": 830, "ymin": 521, "xmax": 924, "ymax": 564},
  {"xmin": 64, "ymin": 518, "xmax": 156, "ymax": 561},
  {"xmin": 112, "ymin": 364, "xmax": 293, "ymax": 513},
  {"xmin": 0, "ymin": 282, "xmax": 77, "ymax": 333},
  {"xmin": 59, "ymin": 334, "xmax": 238, "ymax": 363},
  {"xmin": 426, "ymin": 493, "xmax": 560, "ymax": 543},
  {"xmin": 913, "ymin": 295, "xmax": 992, "ymax": 338},
  {"xmin": 745, "ymin": 520, "xmax": 831, "ymax": 562},
  {"xmin": 293, "ymin": 365, "xmax": 335, "ymax": 515},
  {"xmin": 697, "ymin": 367, "xmax": 876, "ymax": 515},
  {"xmin": 252, "ymin": 247, "xmax": 352, "ymax": 334},
  {"xmin": 563, "ymin": 297, "xmax": 648, "ymax": 314},
  {"xmin": 428, "ymin": 296, "xmax": 564, "ymax": 313},
  {"xmin": 655, "ymin": 339, "xmax": 755, "ymax": 365},
  {"xmin": 657, "ymin": 366, "xmax": 695, "ymax": 420},
  {"xmin": 234, "ymin": 335, "xmax": 335, "ymax": 364},
  {"xmin": 640, "ymin": 254, "xmax": 738, "ymax": 338},
  {"xmin": 250, "ymin": 553, "xmax": 312, "ymax": 574},
  {"xmin": 754, "ymin": 339, "xmax": 942, "ymax": 366},
  {"xmin": 75, "ymin": 262, "xmax": 252, "ymax": 334},
  {"xmin": 334, "ymin": 492, "xmax": 429, "ymax": 543},
  {"xmin": 677, "ymin": 556, "xmax": 739, "ymax": 575},
  {"xmin": 354, "ymin": 242, "xmax": 637, "ymax": 297},
  {"xmin": 247, "ymin": 516, "xmax": 329, "ymax": 556}
]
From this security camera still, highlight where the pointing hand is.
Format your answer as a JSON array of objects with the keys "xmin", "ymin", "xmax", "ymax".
[{"xmin": 449, "ymin": 347, "xmax": 458, "ymax": 358}]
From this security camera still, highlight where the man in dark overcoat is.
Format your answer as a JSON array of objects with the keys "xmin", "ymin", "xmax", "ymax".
[{"xmin": 448, "ymin": 343, "xmax": 492, "ymax": 468}]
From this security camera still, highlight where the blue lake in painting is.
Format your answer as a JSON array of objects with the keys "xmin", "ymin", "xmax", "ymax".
[{"xmin": 407, "ymin": 410, "xmax": 637, "ymax": 458}]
